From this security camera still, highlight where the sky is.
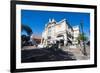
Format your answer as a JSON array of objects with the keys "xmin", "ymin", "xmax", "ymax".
[{"xmin": 21, "ymin": 9, "xmax": 90, "ymax": 38}]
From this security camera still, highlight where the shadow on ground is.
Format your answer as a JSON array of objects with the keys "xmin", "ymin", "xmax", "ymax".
[{"xmin": 21, "ymin": 48, "xmax": 76, "ymax": 63}]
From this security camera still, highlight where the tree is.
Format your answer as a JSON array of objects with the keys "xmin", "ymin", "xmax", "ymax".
[
  {"xmin": 21, "ymin": 24, "xmax": 33, "ymax": 47},
  {"xmin": 77, "ymin": 33, "xmax": 88, "ymax": 43},
  {"xmin": 21, "ymin": 24, "xmax": 33, "ymax": 36},
  {"xmin": 77, "ymin": 33, "xmax": 88, "ymax": 56},
  {"xmin": 79, "ymin": 20, "xmax": 88, "ymax": 56}
]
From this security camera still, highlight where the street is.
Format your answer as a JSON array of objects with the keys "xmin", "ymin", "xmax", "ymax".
[{"xmin": 21, "ymin": 45, "xmax": 90, "ymax": 63}]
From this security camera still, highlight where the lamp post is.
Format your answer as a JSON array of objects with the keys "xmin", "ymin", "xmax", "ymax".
[{"xmin": 80, "ymin": 20, "xmax": 87, "ymax": 56}]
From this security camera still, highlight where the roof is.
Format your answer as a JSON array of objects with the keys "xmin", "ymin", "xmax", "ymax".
[{"xmin": 45, "ymin": 18, "xmax": 73, "ymax": 31}]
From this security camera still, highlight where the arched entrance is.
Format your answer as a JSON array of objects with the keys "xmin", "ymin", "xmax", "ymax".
[{"xmin": 56, "ymin": 34, "xmax": 64, "ymax": 47}]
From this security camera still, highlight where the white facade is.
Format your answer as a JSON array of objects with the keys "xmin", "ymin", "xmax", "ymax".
[
  {"xmin": 42, "ymin": 19, "xmax": 74, "ymax": 47},
  {"xmin": 73, "ymin": 26, "xmax": 80, "ymax": 45}
]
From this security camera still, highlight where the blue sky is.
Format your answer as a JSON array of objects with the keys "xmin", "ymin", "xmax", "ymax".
[{"xmin": 21, "ymin": 9, "xmax": 90, "ymax": 38}]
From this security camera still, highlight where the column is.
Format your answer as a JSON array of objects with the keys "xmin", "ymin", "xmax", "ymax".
[{"xmin": 64, "ymin": 33, "xmax": 67, "ymax": 46}]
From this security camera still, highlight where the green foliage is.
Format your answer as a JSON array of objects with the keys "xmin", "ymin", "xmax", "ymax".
[
  {"xmin": 77, "ymin": 33, "xmax": 88, "ymax": 42},
  {"xmin": 21, "ymin": 24, "xmax": 33, "ymax": 35}
]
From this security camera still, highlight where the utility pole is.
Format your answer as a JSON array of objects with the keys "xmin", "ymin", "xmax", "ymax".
[{"xmin": 80, "ymin": 20, "xmax": 87, "ymax": 56}]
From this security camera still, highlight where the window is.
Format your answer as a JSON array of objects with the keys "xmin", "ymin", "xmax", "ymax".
[{"xmin": 48, "ymin": 27, "xmax": 51, "ymax": 35}]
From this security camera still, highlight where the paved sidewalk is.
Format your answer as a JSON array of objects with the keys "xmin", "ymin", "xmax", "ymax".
[
  {"xmin": 22, "ymin": 46, "xmax": 38, "ymax": 50},
  {"xmin": 62, "ymin": 45, "xmax": 90, "ymax": 60}
]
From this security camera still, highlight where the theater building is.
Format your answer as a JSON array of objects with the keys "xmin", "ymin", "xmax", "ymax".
[{"xmin": 41, "ymin": 18, "xmax": 80, "ymax": 47}]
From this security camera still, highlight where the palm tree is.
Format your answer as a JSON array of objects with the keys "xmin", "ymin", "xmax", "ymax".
[
  {"xmin": 77, "ymin": 33, "xmax": 88, "ymax": 43},
  {"xmin": 79, "ymin": 20, "xmax": 88, "ymax": 56},
  {"xmin": 77, "ymin": 33, "xmax": 88, "ymax": 56}
]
